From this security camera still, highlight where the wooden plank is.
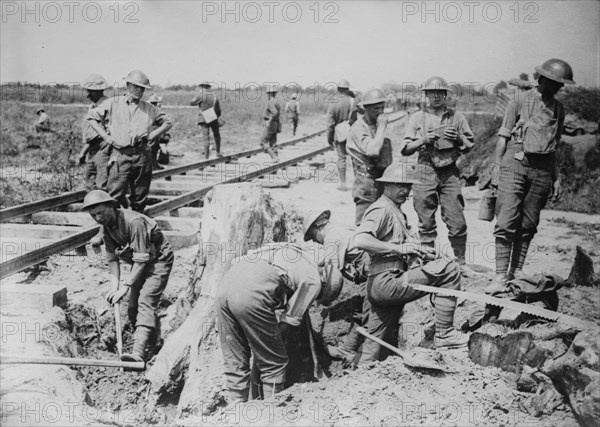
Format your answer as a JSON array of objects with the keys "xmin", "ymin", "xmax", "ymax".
[
  {"xmin": 0, "ymin": 226, "xmax": 100, "ymax": 279},
  {"xmin": 1, "ymin": 284, "xmax": 67, "ymax": 311},
  {"xmin": 0, "ymin": 355, "xmax": 145, "ymax": 370},
  {"xmin": 0, "ymin": 224, "xmax": 81, "ymax": 239},
  {"xmin": 0, "ymin": 190, "xmax": 86, "ymax": 222}
]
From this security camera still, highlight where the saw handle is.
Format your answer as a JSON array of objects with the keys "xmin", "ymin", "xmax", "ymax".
[
  {"xmin": 114, "ymin": 302, "xmax": 123, "ymax": 359},
  {"xmin": 356, "ymin": 327, "xmax": 408, "ymax": 359}
]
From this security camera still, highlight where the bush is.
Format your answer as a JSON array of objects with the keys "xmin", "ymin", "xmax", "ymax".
[{"xmin": 557, "ymin": 86, "xmax": 600, "ymax": 122}]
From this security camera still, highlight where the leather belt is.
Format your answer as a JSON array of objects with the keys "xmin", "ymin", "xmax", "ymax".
[{"xmin": 369, "ymin": 258, "xmax": 406, "ymax": 276}]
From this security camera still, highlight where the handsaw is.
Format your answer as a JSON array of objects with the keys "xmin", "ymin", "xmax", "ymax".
[{"xmin": 409, "ymin": 284, "xmax": 598, "ymax": 331}]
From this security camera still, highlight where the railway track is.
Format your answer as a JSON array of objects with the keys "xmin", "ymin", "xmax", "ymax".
[{"xmin": 0, "ymin": 129, "xmax": 330, "ymax": 280}]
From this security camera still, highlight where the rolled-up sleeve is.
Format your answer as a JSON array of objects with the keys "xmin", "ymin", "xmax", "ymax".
[
  {"xmin": 356, "ymin": 205, "xmax": 387, "ymax": 238},
  {"xmin": 498, "ymin": 98, "xmax": 520, "ymax": 138},
  {"xmin": 280, "ymin": 279, "xmax": 321, "ymax": 326},
  {"xmin": 130, "ymin": 218, "xmax": 151, "ymax": 263},
  {"xmin": 104, "ymin": 232, "xmax": 119, "ymax": 262},
  {"xmin": 86, "ymin": 99, "xmax": 110, "ymax": 125},
  {"xmin": 455, "ymin": 112, "xmax": 475, "ymax": 151},
  {"xmin": 400, "ymin": 113, "xmax": 420, "ymax": 155},
  {"xmin": 153, "ymin": 107, "xmax": 172, "ymax": 128}
]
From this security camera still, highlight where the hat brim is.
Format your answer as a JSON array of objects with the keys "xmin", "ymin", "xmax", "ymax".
[
  {"xmin": 535, "ymin": 66, "xmax": 575, "ymax": 85},
  {"xmin": 302, "ymin": 210, "xmax": 331, "ymax": 241},
  {"xmin": 362, "ymin": 99, "xmax": 386, "ymax": 106}
]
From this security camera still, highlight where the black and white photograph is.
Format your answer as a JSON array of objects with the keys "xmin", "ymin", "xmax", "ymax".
[{"xmin": 1, "ymin": 1, "xmax": 599, "ymax": 425}]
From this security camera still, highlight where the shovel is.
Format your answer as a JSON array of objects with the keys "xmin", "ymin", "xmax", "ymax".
[{"xmin": 356, "ymin": 327, "xmax": 458, "ymax": 373}]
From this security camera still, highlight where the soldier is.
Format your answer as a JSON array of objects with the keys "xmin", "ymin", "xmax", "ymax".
[
  {"xmin": 326, "ymin": 79, "xmax": 358, "ymax": 192},
  {"xmin": 261, "ymin": 86, "xmax": 282, "ymax": 161},
  {"xmin": 148, "ymin": 94, "xmax": 169, "ymax": 170},
  {"xmin": 351, "ymin": 164, "xmax": 468, "ymax": 363},
  {"xmin": 303, "ymin": 210, "xmax": 370, "ymax": 361},
  {"xmin": 488, "ymin": 59, "xmax": 574, "ymax": 294},
  {"xmin": 347, "ymin": 88, "xmax": 393, "ymax": 224},
  {"xmin": 285, "ymin": 93, "xmax": 300, "ymax": 136},
  {"xmin": 217, "ymin": 243, "xmax": 343, "ymax": 402},
  {"xmin": 87, "ymin": 69, "xmax": 172, "ymax": 213},
  {"xmin": 78, "ymin": 74, "xmax": 111, "ymax": 191},
  {"xmin": 34, "ymin": 108, "xmax": 51, "ymax": 132},
  {"xmin": 190, "ymin": 81, "xmax": 222, "ymax": 159},
  {"xmin": 82, "ymin": 190, "xmax": 174, "ymax": 362},
  {"xmin": 400, "ymin": 76, "xmax": 475, "ymax": 275}
]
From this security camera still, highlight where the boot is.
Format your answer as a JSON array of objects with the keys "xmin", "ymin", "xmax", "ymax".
[
  {"xmin": 433, "ymin": 294, "xmax": 468, "ymax": 350},
  {"xmin": 262, "ymin": 382, "xmax": 285, "ymax": 399},
  {"xmin": 485, "ymin": 273, "xmax": 509, "ymax": 295},
  {"xmin": 121, "ymin": 325, "xmax": 152, "ymax": 362},
  {"xmin": 265, "ymin": 147, "xmax": 279, "ymax": 162},
  {"xmin": 327, "ymin": 344, "xmax": 356, "ymax": 361}
]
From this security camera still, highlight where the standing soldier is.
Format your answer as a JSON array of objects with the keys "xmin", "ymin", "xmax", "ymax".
[
  {"xmin": 78, "ymin": 74, "xmax": 111, "ymax": 191},
  {"xmin": 217, "ymin": 243, "xmax": 343, "ymax": 403},
  {"xmin": 148, "ymin": 94, "xmax": 169, "ymax": 170},
  {"xmin": 327, "ymin": 79, "xmax": 357, "ymax": 192},
  {"xmin": 86, "ymin": 69, "xmax": 172, "ymax": 213},
  {"xmin": 82, "ymin": 190, "xmax": 174, "ymax": 362},
  {"xmin": 303, "ymin": 210, "xmax": 370, "ymax": 361},
  {"xmin": 352, "ymin": 163, "xmax": 468, "ymax": 364},
  {"xmin": 190, "ymin": 81, "xmax": 222, "ymax": 159},
  {"xmin": 261, "ymin": 86, "xmax": 282, "ymax": 162},
  {"xmin": 400, "ymin": 76, "xmax": 475, "ymax": 274},
  {"xmin": 34, "ymin": 108, "xmax": 51, "ymax": 132},
  {"xmin": 488, "ymin": 59, "xmax": 573, "ymax": 294},
  {"xmin": 285, "ymin": 93, "xmax": 300, "ymax": 136},
  {"xmin": 347, "ymin": 88, "xmax": 393, "ymax": 225}
]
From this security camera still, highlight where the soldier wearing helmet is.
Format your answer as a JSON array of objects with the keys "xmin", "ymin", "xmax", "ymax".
[
  {"xmin": 216, "ymin": 243, "xmax": 343, "ymax": 403},
  {"xmin": 147, "ymin": 94, "xmax": 170, "ymax": 170},
  {"xmin": 326, "ymin": 79, "xmax": 360, "ymax": 192},
  {"xmin": 400, "ymin": 76, "xmax": 475, "ymax": 276},
  {"xmin": 190, "ymin": 81, "xmax": 223, "ymax": 159},
  {"xmin": 488, "ymin": 59, "xmax": 574, "ymax": 295},
  {"xmin": 346, "ymin": 88, "xmax": 393, "ymax": 224},
  {"xmin": 351, "ymin": 163, "xmax": 469, "ymax": 363},
  {"xmin": 284, "ymin": 93, "xmax": 300, "ymax": 136},
  {"xmin": 86, "ymin": 69, "xmax": 173, "ymax": 212},
  {"xmin": 81, "ymin": 190, "xmax": 174, "ymax": 363},
  {"xmin": 260, "ymin": 85, "xmax": 282, "ymax": 161},
  {"xmin": 303, "ymin": 209, "xmax": 370, "ymax": 362},
  {"xmin": 34, "ymin": 108, "xmax": 51, "ymax": 132},
  {"xmin": 78, "ymin": 74, "xmax": 111, "ymax": 191}
]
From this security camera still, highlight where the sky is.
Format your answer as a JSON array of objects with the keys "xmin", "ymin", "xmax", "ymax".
[{"xmin": 1, "ymin": 0, "xmax": 599, "ymax": 92}]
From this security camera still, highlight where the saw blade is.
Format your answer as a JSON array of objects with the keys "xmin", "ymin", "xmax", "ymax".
[{"xmin": 410, "ymin": 284, "xmax": 598, "ymax": 331}]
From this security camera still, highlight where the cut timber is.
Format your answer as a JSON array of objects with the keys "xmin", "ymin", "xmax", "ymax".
[
  {"xmin": 163, "ymin": 231, "xmax": 198, "ymax": 250},
  {"xmin": 259, "ymin": 179, "xmax": 291, "ymax": 188},
  {"xmin": 0, "ymin": 224, "xmax": 81, "ymax": 240},
  {"xmin": 566, "ymin": 246, "xmax": 598, "ymax": 287},
  {"xmin": 545, "ymin": 329, "xmax": 600, "ymax": 427},
  {"xmin": 146, "ymin": 183, "xmax": 288, "ymax": 416},
  {"xmin": 1, "ymin": 284, "xmax": 67, "ymax": 311},
  {"xmin": 0, "ymin": 355, "xmax": 145, "ymax": 370},
  {"xmin": 177, "ymin": 207, "xmax": 203, "ymax": 218}
]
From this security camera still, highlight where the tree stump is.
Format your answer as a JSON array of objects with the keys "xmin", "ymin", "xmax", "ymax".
[{"xmin": 146, "ymin": 183, "xmax": 288, "ymax": 411}]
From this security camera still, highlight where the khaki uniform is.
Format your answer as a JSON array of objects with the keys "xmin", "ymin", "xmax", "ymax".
[
  {"xmin": 346, "ymin": 116, "xmax": 393, "ymax": 224},
  {"xmin": 87, "ymin": 95, "xmax": 172, "ymax": 212},
  {"xmin": 190, "ymin": 90, "xmax": 222, "ymax": 157},
  {"xmin": 103, "ymin": 209, "xmax": 173, "ymax": 330},
  {"xmin": 400, "ymin": 107, "xmax": 474, "ymax": 261},
  {"xmin": 82, "ymin": 95, "xmax": 109, "ymax": 190},
  {"xmin": 356, "ymin": 195, "xmax": 462, "ymax": 363},
  {"xmin": 285, "ymin": 100, "xmax": 299, "ymax": 136},
  {"xmin": 217, "ymin": 244, "xmax": 322, "ymax": 401},
  {"xmin": 261, "ymin": 99, "xmax": 282, "ymax": 154},
  {"xmin": 35, "ymin": 112, "xmax": 51, "ymax": 132}
]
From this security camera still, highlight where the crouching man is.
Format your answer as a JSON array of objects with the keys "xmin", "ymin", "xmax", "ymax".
[
  {"xmin": 351, "ymin": 163, "xmax": 469, "ymax": 364},
  {"xmin": 217, "ymin": 243, "xmax": 343, "ymax": 403},
  {"xmin": 82, "ymin": 190, "xmax": 173, "ymax": 362}
]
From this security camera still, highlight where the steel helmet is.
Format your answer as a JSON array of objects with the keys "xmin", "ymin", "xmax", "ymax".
[
  {"xmin": 81, "ymin": 190, "xmax": 117, "ymax": 210},
  {"xmin": 124, "ymin": 70, "xmax": 152, "ymax": 89},
  {"xmin": 337, "ymin": 79, "xmax": 351, "ymax": 89},
  {"xmin": 423, "ymin": 76, "xmax": 449, "ymax": 92},
  {"xmin": 302, "ymin": 209, "xmax": 331, "ymax": 241},
  {"xmin": 83, "ymin": 74, "xmax": 111, "ymax": 91},
  {"xmin": 361, "ymin": 88, "xmax": 386, "ymax": 106},
  {"xmin": 199, "ymin": 80, "xmax": 211, "ymax": 88},
  {"xmin": 36, "ymin": 108, "xmax": 45, "ymax": 114},
  {"xmin": 291, "ymin": 93, "xmax": 298, "ymax": 99},
  {"xmin": 148, "ymin": 93, "xmax": 162, "ymax": 104},
  {"xmin": 376, "ymin": 163, "xmax": 422, "ymax": 184},
  {"xmin": 317, "ymin": 261, "xmax": 344, "ymax": 306},
  {"xmin": 266, "ymin": 85, "xmax": 279, "ymax": 93},
  {"xmin": 535, "ymin": 59, "xmax": 575, "ymax": 85}
]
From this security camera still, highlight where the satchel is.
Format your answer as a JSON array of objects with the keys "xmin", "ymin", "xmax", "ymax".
[
  {"xmin": 201, "ymin": 107, "xmax": 218, "ymax": 124},
  {"xmin": 334, "ymin": 121, "xmax": 350, "ymax": 142}
]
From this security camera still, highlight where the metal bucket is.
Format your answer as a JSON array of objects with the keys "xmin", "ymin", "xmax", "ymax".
[{"xmin": 478, "ymin": 191, "xmax": 496, "ymax": 221}]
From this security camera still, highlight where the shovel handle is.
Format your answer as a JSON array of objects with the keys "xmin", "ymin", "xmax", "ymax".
[
  {"xmin": 114, "ymin": 302, "xmax": 123, "ymax": 359},
  {"xmin": 355, "ymin": 327, "xmax": 408, "ymax": 359}
]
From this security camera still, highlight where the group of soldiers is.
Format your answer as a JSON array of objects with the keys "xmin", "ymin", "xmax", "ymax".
[{"xmin": 76, "ymin": 57, "xmax": 573, "ymax": 402}]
